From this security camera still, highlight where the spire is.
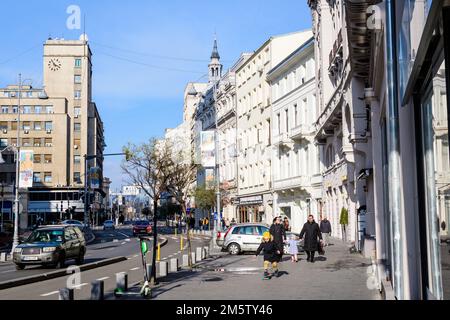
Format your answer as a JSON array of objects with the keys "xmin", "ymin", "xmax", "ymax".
[{"xmin": 211, "ymin": 38, "xmax": 220, "ymax": 60}]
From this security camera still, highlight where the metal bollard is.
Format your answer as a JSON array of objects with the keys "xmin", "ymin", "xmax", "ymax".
[
  {"xmin": 169, "ymin": 258, "xmax": 178, "ymax": 273},
  {"xmin": 204, "ymin": 246, "xmax": 209, "ymax": 258},
  {"xmin": 147, "ymin": 264, "xmax": 152, "ymax": 278},
  {"xmin": 196, "ymin": 247, "xmax": 202, "ymax": 262},
  {"xmin": 116, "ymin": 272, "xmax": 128, "ymax": 292},
  {"xmin": 0, "ymin": 252, "xmax": 7, "ymax": 262},
  {"xmin": 159, "ymin": 261, "xmax": 168, "ymax": 277},
  {"xmin": 182, "ymin": 254, "xmax": 189, "ymax": 267},
  {"xmin": 59, "ymin": 288, "xmax": 74, "ymax": 300},
  {"xmin": 91, "ymin": 280, "xmax": 104, "ymax": 300},
  {"xmin": 191, "ymin": 252, "xmax": 196, "ymax": 265}
]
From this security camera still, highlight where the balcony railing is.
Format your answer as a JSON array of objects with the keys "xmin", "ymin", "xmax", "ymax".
[
  {"xmin": 272, "ymin": 132, "xmax": 292, "ymax": 147},
  {"xmin": 273, "ymin": 175, "xmax": 311, "ymax": 191},
  {"xmin": 290, "ymin": 124, "xmax": 314, "ymax": 141}
]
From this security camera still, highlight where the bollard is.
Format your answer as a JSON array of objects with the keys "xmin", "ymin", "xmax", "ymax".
[
  {"xmin": 91, "ymin": 280, "xmax": 104, "ymax": 300},
  {"xmin": 116, "ymin": 272, "xmax": 128, "ymax": 292},
  {"xmin": 196, "ymin": 247, "xmax": 202, "ymax": 262},
  {"xmin": 59, "ymin": 288, "xmax": 74, "ymax": 300},
  {"xmin": 182, "ymin": 254, "xmax": 189, "ymax": 267},
  {"xmin": 175, "ymin": 228, "xmax": 177, "ymax": 236},
  {"xmin": 169, "ymin": 258, "xmax": 178, "ymax": 273},
  {"xmin": 159, "ymin": 261, "xmax": 168, "ymax": 277},
  {"xmin": 191, "ymin": 252, "xmax": 196, "ymax": 265},
  {"xmin": 157, "ymin": 243, "xmax": 161, "ymax": 261},
  {"xmin": 0, "ymin": 252, "xmax": 7, "ymax": 262},
  {"xmin": 204, "ymin": 246, "xmax": 209, "ymax": 258},
  {"xmin": 180, "ymin": 235, "xmax": 184, "ymax": 251}
]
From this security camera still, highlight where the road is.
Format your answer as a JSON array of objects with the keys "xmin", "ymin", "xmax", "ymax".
[{"xmin": 0, "ymin": 226, "xmax": 211, "ymax": 300}]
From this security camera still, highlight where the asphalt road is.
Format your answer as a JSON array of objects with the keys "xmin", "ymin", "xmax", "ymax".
[{"xmin": 0, "ymin": 227, "xmax": 211, "ymax": 300}]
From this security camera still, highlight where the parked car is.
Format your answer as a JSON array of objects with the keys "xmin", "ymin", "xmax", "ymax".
[
  {"xmin": 133, "ymin": 220, "xmax": 152, "ymax": 237},
  {"xmin": 103, "ymin": 220, "xmax": 115, "ymax": 230},
  {"xmin": 13, "ymin": 225, "xmax": 86, "ymax": 270},
  {"xmin": 216, "ymin": 227, "xmax": 229, "ymax": 247},
  {"xmin": 61, "ymin": 220, "xmax": 87, "ymax": 229},
  {"xmin": 222, "ymin": 223, "xmax": 270, "ymax": 255}
]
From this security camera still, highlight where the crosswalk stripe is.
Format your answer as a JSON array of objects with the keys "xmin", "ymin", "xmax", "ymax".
[{"xmin": 40, "ymin": 291, "xmax": 59, "ymax": 297}]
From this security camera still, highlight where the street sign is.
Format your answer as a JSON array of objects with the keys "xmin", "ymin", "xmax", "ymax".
[{"xmin": 214, "ymin": 212, "xmax": 218, "ymax": 221}]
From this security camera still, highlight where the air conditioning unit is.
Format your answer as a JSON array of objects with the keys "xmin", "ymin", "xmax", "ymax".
[
  {"xmin": 2, "ymin": 129, "xmax": 7, "ymax": 134},
  {"xmin": 46, "ymin": 130, "xmax": 52, "ymax": 134},
  {"xmin": 24, "ymin": 130, "xmax": 29, "ymax": 134}
]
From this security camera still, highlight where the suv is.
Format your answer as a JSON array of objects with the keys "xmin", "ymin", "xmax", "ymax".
[
  {"xmin": 132, "ymin": 220, "xmax": 152, "ymax": 237},
  {"xmin": 222, "ymin": 223, "xmax": 270, "ymax": 255},
  {"xmin": 13, "ymin": 225, "xmax": 86, "ymax": 270}
]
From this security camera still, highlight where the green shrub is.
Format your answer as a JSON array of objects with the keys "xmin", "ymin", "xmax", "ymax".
[{"xmin": 340, "ymin": 207, "xmax": 348, "ymax": 225}]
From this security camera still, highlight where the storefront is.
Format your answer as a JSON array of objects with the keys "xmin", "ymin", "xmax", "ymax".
[{"xmin": 236, "ymin": 195, "xmax": 264, "ymax": 223}]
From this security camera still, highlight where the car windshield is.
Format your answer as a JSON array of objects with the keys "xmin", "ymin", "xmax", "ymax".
[
  {"xmin": 135, "ymin": 221, "xmax": 149, "ymax": 226},
  {"xmin": 104, "ymin": 221, "xmax": 113, "ymax": 224},
  {"xmin": 63, "ymin": 220, "xmax": 81, "ymax": 225},
  {"xmin": 27, "ymin": 229, "xmax": 64, "ymax": 243}
]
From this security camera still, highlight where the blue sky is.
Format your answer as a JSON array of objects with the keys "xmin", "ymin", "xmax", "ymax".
[{"xmin": 0, "ymin": 0, "xmax": 312, "ymax": 190}]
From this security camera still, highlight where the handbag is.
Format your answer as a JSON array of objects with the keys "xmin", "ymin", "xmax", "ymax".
[{"xmin": 318, "ymin": 242, "xmax": 325, "ymax": 255}]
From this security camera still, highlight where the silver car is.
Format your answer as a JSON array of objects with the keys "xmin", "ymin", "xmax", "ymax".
[{"xmin": 222, "ymin": 223, "xmax": 270, "ymax": 255}]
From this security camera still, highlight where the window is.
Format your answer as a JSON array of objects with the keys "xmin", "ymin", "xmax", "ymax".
[
  {"xmin": 74, "ymin": 90, "xmax": 81, "ymax": 99},
  {"xmin": 34, "ymin": 106, "xmax": 42, "ymax": 114},
  {"xmin": 45, "ymin": 138, "xmax": 53, "ymax": 147},
  {"xmin": 33, "ymin": 173, "xmax": 41, "ymax": 183},
  {"xmin": 46, "ymin": 106, "xmax": 54, "ymax": 114},
  {"xmin": 45, "ymin": 122, "xmax": 53, "ymax": 131},
  {"xmin": 75, "ymin": 58, "xmax": 82, "ymax": 68},
  {"xmin": 11, "ymin": 138, "xmax": 17, "ymax": 147},
  {"xmin": 294, "ymin": 104, "xmax": 298, "ymax": 127},
  {"xmin": 44, "ymin": 154, "xmax": 52, "ymax": 164},
  {"xmin": 22, "ymin": 138, "xmax": 31, "ymax": 147},
  {"xmin": 34, "ymin": 154, "xmax": 41, "ymax": 164},
  {"xmin": 74, "ymin": 139, "xmax": 80, "ymax": 149},
  {"xmin": 285, "ymin": 109, "xmax": 289, "ymax": 132},
  {"xmin": 74, "ymin": 75, "xmax": 82, "ymax": 84},
  {"xmin": 12, "ymin": 106, "xmax": 18, "ymax": 114},
  {"xmin": 22, "ymin": 122, "xmax": 31, "ymax": 130},
  {"xmin": 277, "ymin": 113, "xmax": 281, "ymax": 134},
  {"xmin": 74, "ymin": 107, "xmax": 81, "ymax": 116},
  {"xmin": 1, "ymin": 106, "xmax": 8, "ymax": 113},
  {"xmin": 0, "ymin": 139, "xmax": 7, "ymax": 148},
  {"xmin": 74, "ymin": 155, "xmax": 81, "ymax": 164},
  {"xmin": 34, "ymin": 138, "xmax": 41, "ymax": 147},
  {"xmin": 0, "ymin": 122, "xmax": 7, "ymax": 130},
  {"xmin": 74, "ymin": 172, "xmax": 82, "ymax": 184},
  {"xmin": 44, "ymin": 172, "xmax": 52, "ymax": 183},
  {"xmin": 74, "ymin": 123, "xmax": 81, "ymax": 132},
  {"xmin": 34, "ymin": 122, "xmax": 42, "ymax": 131},
  {"xmin": 23, "ymin": 106, "xmax": 32, "ymax": 114}
]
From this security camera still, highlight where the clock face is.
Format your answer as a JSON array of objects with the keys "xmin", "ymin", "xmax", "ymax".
[{"xmin": 48, "ymin": 58, "xmax": 62, "ymax": 71}]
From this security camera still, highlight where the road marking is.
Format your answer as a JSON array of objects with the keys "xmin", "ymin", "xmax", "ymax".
[
  {"xmin": 97, "ymin": 277, "xmax": 109, "ymax": 281},
  {"xmin": 133, "ymin": 254, "xmax": 139, "ymax": 258},
  {"xmin": 124, "ymin": 239, "xmax": 131, "ymax": 242},
  {"xmin": 108, "ymin": 248, "xmax": 114, "ymax": 251},
  {"xmin": 121, "ymin": 242, "xmax": 126, "ymax": 245},
  {"xmin": 113, "ymin": 239, "xmax": 119, "ymax": 243},
  {"xmin": 72, "ymin": 283, "xmax": 88, "ymax": 289},
  {"xmin": 40, "ymin": 291, "xmax": 59, "ymax": 297},
  {"xmin": 117, "ymin": 231, "xmax": 130, "ymax": 238},
  {"xmin": 130, "ymin": 267, "xmax": 139, "ymax": 271}
]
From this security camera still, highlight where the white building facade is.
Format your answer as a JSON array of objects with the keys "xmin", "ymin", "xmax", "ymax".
[
  {"xmin": 235, "ymin": 30, "xmax": 313, "ymax": 225},
  {"xmin": 267, "ymin": 37, "xmax": 321, "ymax": 233}
]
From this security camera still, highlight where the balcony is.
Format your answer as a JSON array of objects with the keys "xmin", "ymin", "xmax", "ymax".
[
  {"xmin": 273, "ymin": 175, "xmax": 311, "ymax": 192},
  {"xmin": 290, "ymin": 124, "xmax": 314, "ymax": 141},
  {"xmin": 272, "ymin": 132, "xmax": 293, "ymax": 149}
]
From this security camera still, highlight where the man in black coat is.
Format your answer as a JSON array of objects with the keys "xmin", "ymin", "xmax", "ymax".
[
  {"xmin": 269, "ymin": 216, "xmax": 286, "ymax": 262},
  {"xmin": 300, "ymin": 215, "xmax": 323, "ymax": 263},
  {"xmin": 320, "ymin": 217, "xmax": 332, "ymax": 246}
]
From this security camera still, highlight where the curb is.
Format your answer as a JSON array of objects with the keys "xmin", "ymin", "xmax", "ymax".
[{"xmin": 0, "ymin": 256, "xmax": 127, "ymax": 290}]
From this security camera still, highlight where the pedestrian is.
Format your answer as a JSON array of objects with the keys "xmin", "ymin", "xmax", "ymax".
[
  {"xmin": 225, "ymin": 218, "xmax": 230, "ymax": 228},
  {"xmin": 204, "ymin": 217, "xmax": 209, "ymax": 230},
  {"xmin": 221, "ymin": 217, "xmax": 226, "ymax": 230},
  {"xmin": 231, "ymin": 218, "xmax": 236, "ymax": 225},
  {"xmin": 300, "ymin": 215, "xmax": 323, "ymax": 263},
  {"xmin": 199, "ymin": 218, "xmax": 203, "ymax": 231},
  {"xmin": 255, "ymin": 231, "xmax": 281, "ymax": 279},
  {"xmin": 269, "ymin": 216, "xmax": 286, "ymax": 263},
  {"xmin": 283, "ymin": 217, "xmax": 291, "ymax": 232},
  {"xmin": 288, "ymin": 233, "xmax": 299, "ymax": 262},
  {"xmin": 320, "ymin": 216, "xmax": 332, "ymax": 246}
]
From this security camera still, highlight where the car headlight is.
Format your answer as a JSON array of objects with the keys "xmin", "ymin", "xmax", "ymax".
[
  {"xmin": 42, "ymin": 247, "xmax": 57, "ymax": 253},
  {"xmin": 13, "ymin": 247, "xmax": 22, "ymax": 253}
]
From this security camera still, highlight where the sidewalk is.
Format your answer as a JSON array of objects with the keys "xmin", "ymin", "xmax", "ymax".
[{"xmin": 142, "ymin": 239, "xmax": 381, "ymax": 300}]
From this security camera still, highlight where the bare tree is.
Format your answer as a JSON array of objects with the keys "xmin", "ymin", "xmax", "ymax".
[
  {"xmin": 122, "ymin": 138, "xmax": 173, "ymax": 285},
  {"xmin": 166, "ymin": 147, "xmax": 199, "ymax": 269}
]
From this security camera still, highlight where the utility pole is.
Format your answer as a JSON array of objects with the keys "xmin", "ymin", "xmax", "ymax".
[{"xmin": 214, "ymin": 81, "xmax": 221, "ymax": 236}]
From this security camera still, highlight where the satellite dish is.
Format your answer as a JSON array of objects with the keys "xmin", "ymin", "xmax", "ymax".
[{"xmin": 79, "ymin": 33, "xmax": 89, "ymax": 41}]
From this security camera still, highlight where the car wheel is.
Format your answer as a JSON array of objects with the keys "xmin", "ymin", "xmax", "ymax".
[
  {"xmin": 58, "ymin": 252, "xmax": 66, "ymax": 269},
  {"xmin": 227, "ymin": 243, "xmax": 241, "ymax": 255},
  {"xmin": 15, "ymin": 264, "xmax": 25, "ymax": 270},
  {"xmin": 76, "ymin": 248, "xmax": 85, "ymax": 265}
]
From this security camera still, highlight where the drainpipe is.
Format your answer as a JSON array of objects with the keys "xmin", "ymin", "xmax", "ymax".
[{"xmin": 385, "ymin": 0, "xmax": 404, "ymax": 299}]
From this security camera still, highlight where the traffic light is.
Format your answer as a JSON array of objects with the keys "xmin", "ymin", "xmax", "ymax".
[{"xmin": 124, "ymin": 148, "xmax": 133, "ymax": 161}]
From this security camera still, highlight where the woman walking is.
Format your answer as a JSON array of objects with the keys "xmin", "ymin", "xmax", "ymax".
[{"xmin": 300, "ymin": 215, "xmax": 323, "ymax": 263}]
